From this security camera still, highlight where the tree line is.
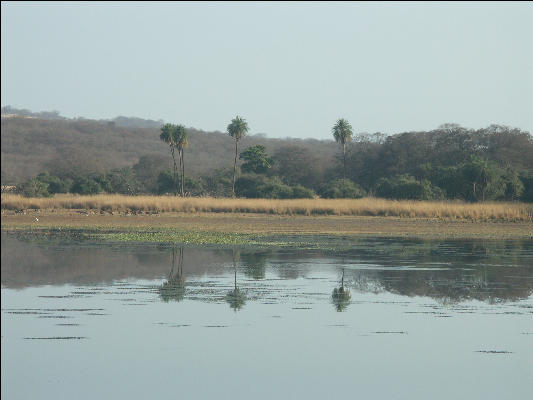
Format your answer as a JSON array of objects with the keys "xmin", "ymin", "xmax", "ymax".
[{"xmin": 14, "ymin": 116, "xmax": 533, "ymax": 202}]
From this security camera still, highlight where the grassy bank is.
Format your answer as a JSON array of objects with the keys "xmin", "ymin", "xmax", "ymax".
[
  {"xmin": 2, "ymin": 210, "xmax": 532, "ymax": 240},
  {"xmin": 2, "ymin": 194, "xmax": 532, "ymax": 222}
]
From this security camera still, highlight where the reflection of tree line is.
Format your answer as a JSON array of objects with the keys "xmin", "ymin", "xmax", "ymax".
[
  {"xmin": 341, "ymin": 239, "xmax": 533, "ymax": 272},
  {"xmin": 9, "ymin": 233, "xmax": 529, "ymax": 307},
  {"xmin": 347, "ymin": 266, "xmax": 533, "ymax": 304},
  {"xmin": 157, "ymin": 242, "xmax": 532, "ymax": 311},
  {"xmin": 159, "ymin": 246, "xmax": 248, "ymax": 311}
]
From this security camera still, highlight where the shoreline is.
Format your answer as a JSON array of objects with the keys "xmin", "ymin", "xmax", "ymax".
[{"xmin": 2, "ymin": 210, "xmax": 532, "ymax": 242}]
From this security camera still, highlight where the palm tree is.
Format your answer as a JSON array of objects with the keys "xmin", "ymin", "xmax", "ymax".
[
  {"xmin": 227, "ymin": 116, "xmax": 249, "ymax": 197},
  {"xmin": 175, "ymin": 125, "xmax": 189, "ymax": 197},
  {"xmin": 332, "ymin": 118, "xmax": 354, "ymax": 186},
  {"xmin": 160, "ymin": 123, "xmax": 179, "ymax": 196}
]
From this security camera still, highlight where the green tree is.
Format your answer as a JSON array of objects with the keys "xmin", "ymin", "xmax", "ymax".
[
  {"xmin": 332, "ymin": 118, "xmax": 354, "ymax": 185},
  {"xmin": 501, "ymin": 168, "xmax": 524, "ymax": 201},
  {"xmin": 239, "ymin": 145, "xmax": 273, "ymax": 174},
  {"xmin": 159, "ymin": 123, "xmax": 179, "ymax": 196},
  {"xmin": 35, "ymin": 172, "xmax": 71, "ymax": 194},
  {"xmin": 461, "ymin": 156, "xmax": 501, "ymax": 202},
  {"xmin": 227, "ymin": 116, "xmax": 249, "ymax": 196},
  {"xmin": 21, "ymin": 178, "xmax": 50, "ymax": 197}
]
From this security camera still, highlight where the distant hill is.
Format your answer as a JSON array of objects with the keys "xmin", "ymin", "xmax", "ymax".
[
  {"xmin": 1, "ymin": 106, "xmax": 164, "ymax": 129},
  {"xmin": 0, "ymin": 111, "xmax": 337, "ymax": 184},
  {"xmin": 107, "ymin": 116, "xmax": 165, "ymax": 129},
  {"xmin": 1, "ymin": 105, "xmax": 66, "ymax": 121}
]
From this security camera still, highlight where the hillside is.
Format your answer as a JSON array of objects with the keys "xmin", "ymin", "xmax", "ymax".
[{"xmin": 0, "ymin": 114, "xmax": 338, "ymax": 185}]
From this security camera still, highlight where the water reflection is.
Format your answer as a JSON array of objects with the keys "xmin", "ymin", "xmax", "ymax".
[
  {"xmin": 2, "ymin": 232, "xmax": 533, "ymax": 305},
  {"xmin": 226, "ymin": 248, "xmax": 246, "ymax": 311},
  {"xmin": 241, "ymin": 250, "xmax": 268, "ymax": 280},
  {"xmin": 3, "ymin": 232, "xmax": 532, "ymax": 400},
  {"xmin": 159, "ymin": 246, "xmax": 186, "ymax": 302},
  {"xmin": 332, "ymin": 268, "xmax": 351, "ymax": 312}
]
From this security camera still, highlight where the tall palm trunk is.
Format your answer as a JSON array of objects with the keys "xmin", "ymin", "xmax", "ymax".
[
  {"xmin": 232, "ymin": 139, "xmax": 238, "ymax": 197},
  {"xmin": 171, "ymin": 147, "xmax": 178, "ymax": 196},
  {"xmin": 177, "ymin": 149, "xmax": 182, "ymax": 197},
  {"xmin": 181, "ymin": 149, "xmax": 185, "ymax": 197},
  {"xmin": 343, "ymin": 142, "xmax": 346, "ymax": 185}
]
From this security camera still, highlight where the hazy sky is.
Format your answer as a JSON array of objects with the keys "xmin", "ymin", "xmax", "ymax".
[{"xmin": 2, "ymin": 1, "xmax": 532, "ymax": 139}]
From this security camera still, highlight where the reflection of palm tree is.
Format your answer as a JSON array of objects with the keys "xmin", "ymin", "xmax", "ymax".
[
  {"xmin": 159, "ymin": 246, "xmax": 186, "ymax": 302},
  {"xmin": 226, "ymin": 247, "xmax": 246, "ymax": 311},
  {"xmin": 332, "ymin": 268, "xmax": 351, "ymax": 312}
]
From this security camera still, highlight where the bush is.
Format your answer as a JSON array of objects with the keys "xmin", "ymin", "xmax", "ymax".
[
  {"xmin": 201, "ymin": 168, "xmax": 233, "ymax": 197},
  {"xmin": 236, "ymin": 174, "xmax": 314, "ymax": 199},
  {"xmin": 21, "ymin": 178, "xmax": 50, "ymax": 197},
  {"xmin": 291, "ymin": 184, "xmax": 315, "ymax": 199},
  {"xmin": 157, "ymin": 171, "xmax": 175, "ymax": 194},
  {"xmin": 36, "ymin": 173, "xmax": 72, "ymax": 194},
  {"xmin": 157, "ymin": 171, "xmax": 205, "ymax": 196},
  {"xmin": 262, "ymin": 177, "xmax": 293, "ymax": 199},
  {"xmin": 236, "ymin": 175, "xmax": 283, "ymax": 198},
  {"xmin": 183, "ymin": 176, "xmax": 205, "ymax": 196},
  {"xmin": 318, "ymin": 179, "xmax": 367, "ymax": 199},
  {"xmin": 71, "ymin": 177, "xmax": 103, "ymax": 195},
  {"xmin": 105, "ymin": 168, "xmax": 140, "ymax": 194},
  {"xmin": 375, "ymin": 175, "xmax": 444, "ymax": 200}
]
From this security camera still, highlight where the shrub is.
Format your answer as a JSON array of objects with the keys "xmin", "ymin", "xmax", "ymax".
[
  {"xmin": 375, "ymin": 175, "xmax": 444, "ymax": 200},
  {"xmin": 318, "ymin": 179, "xmax": 367, "ymax": 199},
  {"xmin": 71, "ymin": 177, "xmax": 103, "ymax": 195},
  {"xmin": 183, "ymin": 176, "xmax": 205, "ymax": 196},
  {"xmin": 157, "ymin": 171, "xmax": 175, "ymax": 194},
  {"xmin": 291, "ymin": 184, "xmax": 315, "ymax": 199},
  {"xmin": 36, "ymin": 173, "xmax": 72, "ymax": 194},
  {"xmin": 235, "ymin": 174, "xmax": 314, "ymax": 199},
  {"xmin": 21, "ymin": 178, "xmax": 50, "ymax": 198}
]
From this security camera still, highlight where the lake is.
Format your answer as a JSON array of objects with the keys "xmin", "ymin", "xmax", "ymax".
[{"xmin": 2, "ymin": 232, "xmax": 532, "ymax": 399}]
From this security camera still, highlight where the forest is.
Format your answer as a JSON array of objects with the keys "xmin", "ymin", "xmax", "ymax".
[{"xmin": 2, "ymin": 107, "xmax": 533, "ymax": 202}]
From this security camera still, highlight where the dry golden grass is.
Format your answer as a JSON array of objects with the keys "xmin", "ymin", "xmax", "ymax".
[{"xmin": 2, "ymin": 194, "xmax": 532, "ymax": 222}]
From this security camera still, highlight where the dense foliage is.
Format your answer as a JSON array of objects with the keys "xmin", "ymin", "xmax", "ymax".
[{"xmin": 3, "ymin": 112, "xmax": 532, "ymax": 202}]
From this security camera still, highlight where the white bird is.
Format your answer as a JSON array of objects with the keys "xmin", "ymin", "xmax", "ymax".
[{"xmin": 35, "ymin": 217, "xmax": 39, "ymax": 222}]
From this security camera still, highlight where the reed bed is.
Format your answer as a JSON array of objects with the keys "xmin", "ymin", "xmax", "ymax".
[{"xmin": 2, "ymin": 194, "xmax": 532, "ymax": 222}]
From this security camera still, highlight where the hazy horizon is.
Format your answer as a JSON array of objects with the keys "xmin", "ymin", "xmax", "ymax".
[{"xmin": 2, "ymin": 2, "xmax": 532, "ymax": 139}]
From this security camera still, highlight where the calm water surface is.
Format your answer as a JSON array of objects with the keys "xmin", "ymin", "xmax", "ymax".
[{"xmin": 2, "ymin": 233, "xmax": 532, "ymax": 399}]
